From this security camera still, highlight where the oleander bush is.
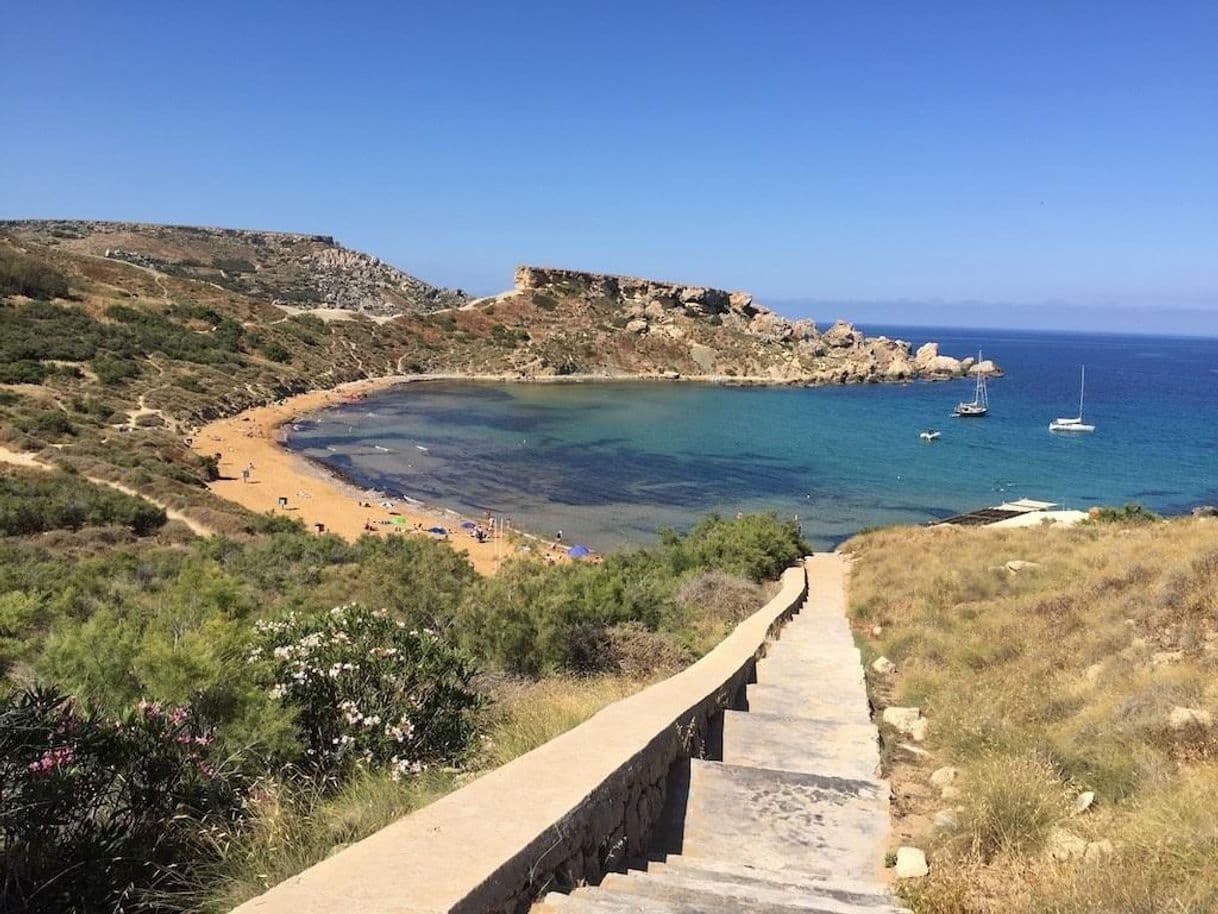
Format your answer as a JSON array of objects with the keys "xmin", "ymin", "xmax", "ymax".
[
  {"xmin": 250, "ymin": 604, "xmax": 481, "ymax": 779},
  {"xmin": 0, "ymin": 687, "xmax": 241, "ymax": 914}
]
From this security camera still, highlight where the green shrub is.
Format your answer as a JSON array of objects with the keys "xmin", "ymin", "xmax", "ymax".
[
  {"xmin": 0, "ymin": 359, "xmax": 49, "ymax": 384},
  {"xmin": 0, "ymin": 472, "xmax": 166, "ymax": 536},
  {"xmin": 0, "ymin": 686, "xmax": 241, "ymax": 913},
  {"xmin": 91, "ymin": 355, "xmax": 142, "ymax": 385},
  {"xmin": 251, "ymin": 604, "xmax": 481, "ymax": 778},
  {"xmin": 1088, "ymin": 503, "xmax": 1160, "ymax": 525},
  {"xmin": 0, "ymin": 249, "xmax": 69, "ymax": 299},
  {"xmin": 261, "ymin": 341, "xmax": 292, "ymax": 363}
]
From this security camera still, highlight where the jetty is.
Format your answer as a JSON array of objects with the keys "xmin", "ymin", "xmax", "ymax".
[
  {"xmin": 934, "ymin": 498, "xmax": 1087, "ymax": 529},
  {"xmin": 231, "ymin": 555, "xmax": 908, "ymax": 913}
]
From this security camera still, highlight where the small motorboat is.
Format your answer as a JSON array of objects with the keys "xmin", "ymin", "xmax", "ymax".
[
  {"xmin": 1049, "ymin": 366, "xmax": 1096, "ymax": 433},
  {"xmin": 919, "ymin": 429, "xmax": 941, "ymax": 442}
]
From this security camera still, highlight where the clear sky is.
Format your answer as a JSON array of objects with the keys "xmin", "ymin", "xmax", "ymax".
[{"xmin": 3, "ymin": 2, "xmax": 1216, "ymax": 333}]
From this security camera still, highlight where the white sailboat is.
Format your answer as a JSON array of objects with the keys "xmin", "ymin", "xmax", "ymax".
[
  {"xmin": 953, "ymin": 351, "xmax": 989, "ymax": 417},
  {"xmin": 1049, "ymin": 366, "xmax": 1095, "ymax": 433}
]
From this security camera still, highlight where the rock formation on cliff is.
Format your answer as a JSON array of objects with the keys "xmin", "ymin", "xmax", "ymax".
[
  {"xmin": 0, "ymin": 220, "xmax": 466, "ymax": 315},
  {"xmin": 493, "ymin": 266, "xmax": 991, "ymax": 383}
]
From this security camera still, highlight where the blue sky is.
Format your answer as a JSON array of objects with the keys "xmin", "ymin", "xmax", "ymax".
[{"xmin": 3, "ymin": 2, "xmax": 1216, "ymax": 333}]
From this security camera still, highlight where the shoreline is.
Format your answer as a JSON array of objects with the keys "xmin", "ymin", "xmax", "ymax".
[{"xmin": 191, "ymin": 376, "xmax": 561, "ymax": 575}]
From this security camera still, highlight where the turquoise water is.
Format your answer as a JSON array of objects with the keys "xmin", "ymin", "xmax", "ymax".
[{"xmin": 287, "ymin": 328, "xmax": 1218, "ymax": 550}]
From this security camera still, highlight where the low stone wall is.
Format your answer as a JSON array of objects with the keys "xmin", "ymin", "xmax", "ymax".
[{"xmin": 231, "ymin": 563, "xmax": 808, "ymax": 914}]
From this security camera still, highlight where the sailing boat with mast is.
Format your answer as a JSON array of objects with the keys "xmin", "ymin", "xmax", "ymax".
[
  {"xmin": 953, "ymin": 351, "xmax": 989, "ymax": 418},
  {"xmin": 1049, "ymin": 366, "xmax": 1095, "ymax": 433}
]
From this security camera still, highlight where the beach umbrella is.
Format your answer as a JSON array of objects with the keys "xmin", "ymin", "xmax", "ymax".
[
  {"xmin": 427, "ymin": 526, "xmax": 447, "ymax": 535},
  {"xmin": 567, "ymin": 544, "xmax": 591, "ymax": 558},
  {"xmin": 460, "ymin": 520, "xmax": 477, "ymax": 529}
]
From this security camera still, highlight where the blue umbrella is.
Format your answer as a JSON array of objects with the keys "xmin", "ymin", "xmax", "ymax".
[
  {"xmin": 427, "ymin": 526, "xmax": 447, "ymax": 535},
  {"xmin": 567, "ymin": 544, "xmax": 591, "ymax": 558},
  {"xmin": 460, "ymin": 521, "xmax": 477, "ymax": 529}
]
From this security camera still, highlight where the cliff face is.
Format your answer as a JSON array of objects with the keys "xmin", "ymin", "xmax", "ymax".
[
  {"xmin": 497, "ymin": 266, "xmax": 989, "ymax": 383},
  {"xmin": 0, "ymin": 220, "xmax": 466, "ymax": 315}
]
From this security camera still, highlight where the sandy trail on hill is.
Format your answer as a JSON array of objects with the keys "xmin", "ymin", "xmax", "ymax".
[{"xmin": 190, "ymin": 377, "xmax": 553, "ymax": 575}]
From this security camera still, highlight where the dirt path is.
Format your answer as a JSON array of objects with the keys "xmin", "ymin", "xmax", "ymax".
[{"xmin": 0, "ymin": 446, "xmax": 213, "ymax": 537}]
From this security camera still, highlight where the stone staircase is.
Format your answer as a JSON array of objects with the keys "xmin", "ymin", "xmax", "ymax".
[{"xmin": 535, "ymin": 553, "xmax": 908, "ymax": 914}]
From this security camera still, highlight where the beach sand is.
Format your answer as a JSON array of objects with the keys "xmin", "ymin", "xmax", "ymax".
[{"xmin": 190, "ymin": 377, "xmax": 554, "ymax": 575}]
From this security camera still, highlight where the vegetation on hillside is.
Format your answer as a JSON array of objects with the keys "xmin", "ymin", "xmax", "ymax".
[
  {"xmin": 0, "ymin": 496, "xmax": 803, "ymax": 912},
  {"xmin": 846, "ymin": 518, "xmax": 1218, "ymax": 913}
]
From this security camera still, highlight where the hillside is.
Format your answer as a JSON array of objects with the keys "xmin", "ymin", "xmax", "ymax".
[
  {"xmin": 0, "ymin": 219, "xmax": 993, "ymax": 534},
  {"xmin": 845, "ymin": 516, "xmax": 1218, "ymax": 913}
]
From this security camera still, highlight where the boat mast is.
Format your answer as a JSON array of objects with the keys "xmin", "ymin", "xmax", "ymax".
[{"xmin": 1078, "ymin": 366, "xmax": 1085, "ymax": 420}]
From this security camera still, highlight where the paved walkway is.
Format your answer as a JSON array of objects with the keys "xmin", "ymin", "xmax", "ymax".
[{"xmin": 537, "ymin": 553, "xmax": 909, "ymax": 913}]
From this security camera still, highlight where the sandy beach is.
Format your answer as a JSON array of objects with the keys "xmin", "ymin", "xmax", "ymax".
[{"xmin": 191, "ymin": 377, "xmax": 544, "ymax": 575}]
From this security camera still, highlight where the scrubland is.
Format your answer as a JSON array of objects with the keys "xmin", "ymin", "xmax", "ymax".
[{"xmin": 845, "ymin": 516, "xmax": 1218, "ymax": 913}]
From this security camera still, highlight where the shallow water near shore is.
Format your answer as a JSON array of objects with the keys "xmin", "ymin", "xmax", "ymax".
[{"xmin": 286, "ymin": 327, "xmax": 1218, "ymax": 550}]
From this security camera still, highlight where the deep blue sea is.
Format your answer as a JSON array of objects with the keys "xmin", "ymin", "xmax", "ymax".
[{"xmin": 286, "ymin": 327, "xmax": 1218, "ymax": 550}]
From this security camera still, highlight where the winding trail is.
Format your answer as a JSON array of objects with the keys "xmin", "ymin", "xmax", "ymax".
[
  {"xmin": 0, "ymin": 447, "xmax": 213, "ymax": 537},
  {"xmin": 537, "ymin": 553, "xmax": 909, "ymax": 913}
]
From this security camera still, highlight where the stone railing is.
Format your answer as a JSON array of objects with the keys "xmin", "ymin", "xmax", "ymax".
[{"xmin": 232, "ymin": 563, "xmax": 808, "ymax": 914}]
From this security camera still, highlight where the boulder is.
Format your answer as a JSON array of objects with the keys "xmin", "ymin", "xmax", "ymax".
[
  {"xmin": 970, "ymin": 359, "xmax": 999, "ymax": 375},
  {"xmin": 883, "ymin": 706, "xmax": 928, "ymax": 741},
  {"xmin": 1046, "ymin": 827, "xmax": 1088, "ymax": 861},
  {"xmin": 625, "ymin": 319, "xmax": 648, "ymax": 335},
  {"xmin": 933, "ymin": 809, "xmax": 959, "ymax": 830},
  {"xmin": 914, "ymin": 342, "xmax": 940, "ymax": 365},
  {"xmin": 1168, "ymin": 706, "xmax": 1213, "ymax": 730},
  {"xmin": 1004, "ymin": 560, "xmax": 1041, "ymax": 574},
  {"xmin": 871, "ymin": 625, "xmax": 884, "ymax": 637},
  {"xmin": 930, "ymin": 766, "xmax": 960, "ymax": 790},
  {"xmin": 894, "ymin": 846, "xmax": 929, "ymax": 879},
  {"xmin": 871, "ymin": 656, "xmax": 897, "ymax": 675},
  {"xmin": 823, "ymin": 320, "xmax": 863, "ymax": 348},
  {"xmin": 1074, "ymin": 790, "xmax": 1095, "ymax": 814},
  {"xmin": 1191, "ymin": 505, "xmax": 1218, "ymax": 517}
]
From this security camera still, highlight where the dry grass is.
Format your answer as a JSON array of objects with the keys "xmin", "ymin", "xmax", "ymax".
[{"xmin": 844, "ymin": 517, "xmax": 1218, "ymax": 913}]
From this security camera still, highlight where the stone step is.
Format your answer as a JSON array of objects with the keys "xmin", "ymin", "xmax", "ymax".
[
  {"xmin": 596, "ymin": 870, "xmax": 907, "ymax": 914},
  {"xmin": 680, "ymin": 761, "xmax": 890, "ymax": 882},
  {"xmin": 753, "ymin": 658, "xmax": 866, "ymax": 692},
  {"xmin": 745, "ymin": 683, "xmax": 872, "ymax": 726},
  {"xmin": 721, "ymin": 711, "xmax": 880, "ymax": 780},
  {"xmin": 654, "ymin": 857, "xmax": 904, "ymax": 908},
  {"xmin": 546, "ymin": 884, "xmax": 900, "ymax": 914}
]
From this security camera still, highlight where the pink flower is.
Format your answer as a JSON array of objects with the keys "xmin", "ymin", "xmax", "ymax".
[{"xmin": 27, "ymin": 745, "xmax": 75, "ymax": 777}]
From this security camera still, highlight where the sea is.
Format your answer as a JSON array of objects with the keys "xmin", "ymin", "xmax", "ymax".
[{"xmin": 284, "ymin": 327, "xmax": 1218, "ymax": 550}]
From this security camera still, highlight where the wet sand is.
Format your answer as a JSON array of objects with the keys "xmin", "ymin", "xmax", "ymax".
[{"xmin": 191, "ymin": 377, "xmax": 565, "ymax": 575}]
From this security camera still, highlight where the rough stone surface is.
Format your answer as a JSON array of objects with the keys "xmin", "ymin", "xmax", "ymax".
[
  {"xmin": 1046, "ymin": 828, "xmax": 1088, "ymax": 861},
  {"xmin": 1168, "ymin": 706, "xmax": 1214, "ymax": 730},
  {"xmin": 871, "ymin": 656, "xmax": 897, "ymax": 675},
  {"xmin": 930, "ymin": 766, "xmax": 960, "ymax": 791},
  {"xmin": 894, "ymin": 846, "xmax": 929, "ymax": 879},
  {"xmin": 883, "ymin": 706, "xmax": 928, "ymax": 741},
  {"xmin": 1075, "ymin": 790, "xmax": 1096, "ymax": 814}
]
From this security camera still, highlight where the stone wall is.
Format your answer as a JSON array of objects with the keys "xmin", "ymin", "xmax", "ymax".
[{"xmin": 230, "ymin": 564, "xmax": 809, "ymax": 914}]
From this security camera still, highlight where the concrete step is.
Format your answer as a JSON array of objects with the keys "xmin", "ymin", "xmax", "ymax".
[
  {"xmin": 680, "ymin": 761, "xmax": 890, "ymax": 882},
  {"xmin": 721, "ymin": 711, "xmax": 880, "ymax": 780},
  {"xmin": 596, "ymin": 870, "xmax": 907, "ymax": 913},
  {"xmin": 745, "ymin": 683, "xmax": 872, "ymax": 726},
  {"xmin": 753, "ymin": 660, "xmax": 866, "ymax": 693},
  {"xmin": 654, "ymin": 857, "xmax": 905, "ymax": 908}
]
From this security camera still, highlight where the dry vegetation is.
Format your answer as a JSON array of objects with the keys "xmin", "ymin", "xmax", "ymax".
[{"xmin": 844, "ymin": 518, "xmax": 1218, "ymax": 913}]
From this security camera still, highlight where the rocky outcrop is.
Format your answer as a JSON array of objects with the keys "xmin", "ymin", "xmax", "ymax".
[
  {"xmin": 511, "ymin": 266, "xmax": 992, "ymax": 385},
  {"xmin": 1, "ymin": 219, "xmax": 466, "ymax": 316}
]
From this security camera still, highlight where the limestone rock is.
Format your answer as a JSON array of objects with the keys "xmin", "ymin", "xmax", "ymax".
[
  {"xmin": 871, "ymin": 624, "xmax": 883, "ymax": 637},
  {"xmin": 871, "ymin": 656, "xmax": 897, "ymax": 675},
  {"xmin": 970, "ymin": 359, "xmax": 999, "ymax": 375},
  {"xmin": 894, "ymin": 846, "xmax": 929, "ymax": 879},
  {"xmin": 823, "ymin": 320, "xmax": 863, "ymax": 348},
  {"xmin": 1191, "ymin": 505, "xmax": 1218, "ymax": 517},
  {"xmin": 1074, "ymin": 790, "xmax": 1095, "ymax": 814},
  {"xmin": 1168, "ymin": 706, "xmax": 1213, "ymax": 730},
  {"xmin": 625, "ymin": 319, "xmax": 648, "ymax": 334},
  {"xmin": 1004, "ymin": 560, "xmax": 1041, "ymax": 574},
  {"xmin": 883, "ymin": 706, "xmax": 927, "ymax": 741},
  {"xmin": 1084, "ymin": 662, "xmax": 1104, "ymax": 684},
  {"xmin": 933, "ymin": 808, "xmax": 959, "ymax": 830},
  {"xmin": 930, "ymin": 766, "xmax": 960, "ymax": 791},
  {"xmin": 1046, "ymin": 827, "xmax": 1088, "ymax": 861}
]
